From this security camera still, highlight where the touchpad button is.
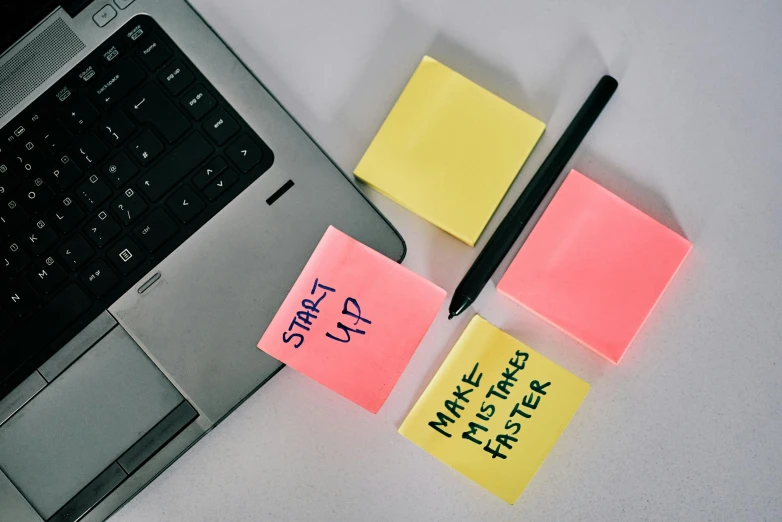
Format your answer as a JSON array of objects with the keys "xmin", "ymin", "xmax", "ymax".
[{"xmin": 0, "ymin": 326, "xmax": 183, "ymax": 519}]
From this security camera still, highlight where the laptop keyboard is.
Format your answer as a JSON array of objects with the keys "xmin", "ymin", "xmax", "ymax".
[{"xmin": 0, "ymin": 15, "xmax": 274, "ymax": 398}]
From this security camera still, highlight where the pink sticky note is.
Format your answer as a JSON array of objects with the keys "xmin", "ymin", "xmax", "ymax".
[
  {"xmin": 498, "ymin": 170, "xmax": 691, "ymax": 364},
  {"xmin": 257, "ymin": 226, "xmax": 446, "ymax": 412}
]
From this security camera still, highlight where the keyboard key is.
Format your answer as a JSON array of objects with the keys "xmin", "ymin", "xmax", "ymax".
[
  {"xmin": 92, "ymin": 59, "xmax": 144, "ymax": 109},
  {"xmin": 107, "ymin": 236, "xmax": 144, "ymax": 275},
  {"xmin": 0, "ymin": 283, "xmax": 91, "ymax": 384},
  {"xmin": 49, "ymin": 196, "xmax": 85, "ymax": 234},
  {"xmin": 76, "ymin": 174, "xmax": 112, "ymax": 210},
  {"xmin": 127, "ymin": 130, "xmax": 164, "ymax": 166},
  {"xmin": 0, "ymin": 171, "xmax": 20, "ymax": 199},
  {"xmin": 133, "ymin": 209, "xmax": 177, "ymax": 252},
  {"xmin": 85, "ymin": 211, "xmax": 121, "ymax": 247},
  {"xmin": 203, "ymin": 170, "xmax": 237, "ymax": 201},
  {"xmin": 137, "ymin": 36, "xmax": 172, "ymax": 71},
  {"xmin": 103, "ymin": 151, "xmax": 138, "ymax": 188},
  {"xmin": 45, "ymin": 155, "xmax": 83, "ymax": 191},
  {"xmin": 22, "ymin": 218, "xmax": 58, "ymax": 256},
  {"xmin": 71, "ymin": 133, "xmax": 108, "ymax": 170},
  {"xmin": 181, "ymin": 84, "xmax": 216, "ymax": 120},
  {"xmin": 193, "ymin": 156, "xmax": 227, "ymax": 189},
  {"xmin": 166, "ymin": 185, "xmax": 204, "ymax": 223},
  {"xmin": 75, "ymin": 60, "xmax": 101, "ymax": 84},
  {"xmin": 159, "ymin": 61, "xmax": 193, "ymax": 95},
  {"xmin": 3, "ymin": 282, "xmax": 39, "ymax": 317},
  {"xmin": 59, "ymin": 97, "xmax": 99, "ymax": 133},
  {"xmin": 127, "ymin": 84, "xmax": 189, "ymax": 143},
  {"xmin": 204, "ymin": 109, "xmax": 239, "ymax": 145},
  {"xmin": 14, "ymin": 142, "xmax": 45, "ymax": 175},
  {"xmin": 80, "ymin": 259, "xmax": 119, "ymax": 298},
  {"xmin": 226, "ymin": 134, "xmax": 262, "ymax": 172},
  {"xmin": 111, "ymin": 187, "xmax": 146, "ymax": 225},
  {"xmin": 0, "ymin": 202, "xmax": 28, "ymax": 237},
  {"xmin": 99, "ymin": 110, "xmax": 135, "ymax": 146},
  {"xmin": 97, "ymin": 38, "xmax": 125, "ymax": 65},
  {"xmin": 19, "ymin": 177, "xmax": 55, "ymax": 214},
  {"xmin": 1, "ymin": 241, "xmax": 30, "ymax": 278},
  {"xmin": 138, "ymin": 132, "xmax": 213, "ymax": 201},
  {"xmin": 0, "ymin": 304, "xmax": 13, "ymax": 333},
  {"xmin": 28, "ymin": 257, "xmax": 67, "ymax": 295},
  {"xmin": 40, "ymin": 121, "xmax": 72, "ymax": 154},
  {"xmin": 58, "ymin": 234, "xmax": 94, "ymax": 270}
]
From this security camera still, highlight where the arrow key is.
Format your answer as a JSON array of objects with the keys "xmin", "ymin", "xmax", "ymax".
[
  {"xmin": 203, "ymin": 169, "xmax": 237, "ymax": 201},
  {"xmin": 226, "ymin": 134, "xmax": 262, "ymax": 173},
  {"xmin": 193, "ymin": 156, "xmax": 227, "ymax": 189},
  {"xmin": 167, "ymin": 185, "xmax": 205, "ymax": 224}
]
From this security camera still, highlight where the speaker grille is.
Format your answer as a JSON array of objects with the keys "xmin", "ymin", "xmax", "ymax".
[{"xmin": 0, "ymin": 18, "xmax": 85, "ymax": 119}]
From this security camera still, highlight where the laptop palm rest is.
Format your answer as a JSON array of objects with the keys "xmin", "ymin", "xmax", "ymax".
[{"xmin": 0, "ymin": 325, "xmax": 188, "ymax": 520}]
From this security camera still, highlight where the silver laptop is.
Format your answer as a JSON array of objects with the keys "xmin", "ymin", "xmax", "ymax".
[{"xmin": 0, "ymin": 1, "xmax": 404, "ymax": 521}]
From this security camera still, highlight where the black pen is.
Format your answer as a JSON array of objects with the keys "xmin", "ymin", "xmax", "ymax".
[{"xmin": 448, "ymin": 75, "xmax": 618, "ymax": 319}]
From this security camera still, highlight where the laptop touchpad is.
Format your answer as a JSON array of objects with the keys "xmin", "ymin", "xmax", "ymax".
[{"xmin": 0, "ymin": 326, "xmax": 183, "ymax": 519}]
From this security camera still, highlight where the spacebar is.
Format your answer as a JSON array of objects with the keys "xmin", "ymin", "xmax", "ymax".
[
  {"xmin": 139, "ymin": 132, "xmax": 213, "ymax": 201},
  {"xmin": 1, "ymin": 283, "xmax": 92, "ymax": 384}
]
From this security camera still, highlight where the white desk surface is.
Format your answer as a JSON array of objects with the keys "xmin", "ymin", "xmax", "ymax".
[{"xmin": 113, "ymin": 1, "xmax": 782, "ymax": 520}]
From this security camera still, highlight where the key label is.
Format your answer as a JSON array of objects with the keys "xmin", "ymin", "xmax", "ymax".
[{"xmin": 119, "ymin": 249, "xmax": 133, "ymax": 262}]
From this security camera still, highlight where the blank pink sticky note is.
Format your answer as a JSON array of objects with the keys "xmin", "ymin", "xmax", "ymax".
[
  {"xmin": 498, "ymin": 170, "xmax": 691, "ymax": 364},
  {"xmin": 257, "ymin": 226, "xmax": 446, "ymax": 412}
]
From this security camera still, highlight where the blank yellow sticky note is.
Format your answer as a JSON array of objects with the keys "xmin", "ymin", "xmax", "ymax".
[
  {"xmin": 399, "ymin": 316, "xmax": 589, "ymax": 503},
  {"xmin": 355, "ymin": 56, "xmax": 545, "ymax": 246}
]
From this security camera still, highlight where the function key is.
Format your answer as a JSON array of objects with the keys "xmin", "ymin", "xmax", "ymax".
[
  {"xmin": 107, "ymin": 236, "xmax": 145, "ymax": 275},
  {"xmin": 75, "ymin": 60, "xmax": 101, "ymax": 84},
  {"xmin": 99, "ymin": 110, "xmax": 135, "ymax": 146},
  {"xmin": 181, "ymin": 84, "xmax": 216, "ymax": 120},
  {"xmin": 124, "ymin": 18, "xmax": 152, "ymax": 44},
  {"xmin": 97, "ymin": 37, "xmax": 126, "ymax": 65},
  {"xmin": 226, "ymin": 134, "xmax": 262, "ymax": 173},
  {"xmin": 159, "ymin": 61, "xmax": 194, "ymax": 96},
  {"xmin": 80, "ymin": 259, "xmax": 119, "ymax": 298},
  {"xmin": 127, "ymin": 130, "xmax": 164, "ymax": 166},
  {"xmin": 52, "ymin": 83, "xmax": 75, "ymax": 106},
  {"xmin": 137, "ymin": 36, "xmax": 172, "ymax": 71},
  {"xmin": 204, "ymin": 109, "xmax": 239, "ymax": 145}
]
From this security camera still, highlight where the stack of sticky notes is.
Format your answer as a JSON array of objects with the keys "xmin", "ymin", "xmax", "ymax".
[
  {"xmin": 498, "ymin": 170, "xmax": 692, "ymax": 364},
  {"xmin": 355, "ymin": 56, "xmax": 545, "ymax": 246},
  {"xmin": 399, "ymin": 315, "xmax": 589, "ymax": 504},
  {"xmin": 257, "ymin": 226, "xmax": 446, "ymax": 413}
]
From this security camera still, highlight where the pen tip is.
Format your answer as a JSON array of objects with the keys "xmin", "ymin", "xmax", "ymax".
[{"xmin": 447, "ymin": 312, "xmax": 455, "ymax": 320}]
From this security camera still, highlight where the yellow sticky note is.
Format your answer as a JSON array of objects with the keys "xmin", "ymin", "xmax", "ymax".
[
  {"xmin": 399, "ymin": 316, "xmax": 589, "ymax": 503},
  {"xmin": 354, "ymin": 56, "xmax": 545, "ymax": 246}
]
